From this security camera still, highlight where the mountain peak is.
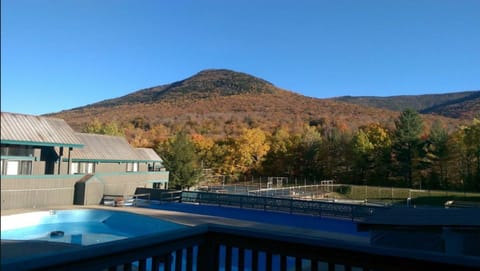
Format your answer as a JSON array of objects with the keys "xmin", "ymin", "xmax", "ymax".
[
  {"xmin": 192, "ymin": 68, "xmax": 273, "ymax": 85},
  {"xmin": 172, "ymin": 68, "xmax": 278, "ymax": 96},
  {"xmin": 92, "ymin": 69, "xmax": 280, "ymax": 107}
]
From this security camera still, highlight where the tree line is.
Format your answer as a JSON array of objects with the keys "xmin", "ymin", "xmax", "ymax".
[{"xmin": 83, "ymin": 110, "xmax": 480, "ymax": 191}]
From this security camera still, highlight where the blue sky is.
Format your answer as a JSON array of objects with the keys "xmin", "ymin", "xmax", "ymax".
[{"xmin": 2, "ymin": 0, "xmax": 480, "ymax": 115}]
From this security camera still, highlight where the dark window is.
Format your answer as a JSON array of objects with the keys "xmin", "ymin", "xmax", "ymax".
[{"xmin": 1, "ymin": 145, "xmax": 34, "ymax": 157}]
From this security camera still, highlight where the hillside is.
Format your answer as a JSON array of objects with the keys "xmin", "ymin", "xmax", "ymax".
[
  {"xmin": 88, "ymin": 69, "xmax": 279, "ymax": 107},
  {"xmin": 421, "ymin": 91, "xmax": 480, "ymax": 119},
  {"xmin": 48, "ymin": 69, "xmax": 463, "ymax": 138},
  {"xmin": 333, "ymin": 91, "xmax": 480, "ymax": 119}
]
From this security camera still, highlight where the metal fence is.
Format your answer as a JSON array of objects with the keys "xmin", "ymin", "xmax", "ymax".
[
  {"xmin": 181, "ymin": 191, "xmax": 382, "ymax": 221},
  {"xmin": 134, "ymin": 188, "xmax": 182, "ymax": 203},
  {"xmin": 200, "ymin": 183, "xmax": 480, "ymax": 206}
]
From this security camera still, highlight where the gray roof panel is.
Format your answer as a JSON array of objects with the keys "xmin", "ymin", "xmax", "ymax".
[
  {"xmin": 71, "ymin": 133, "xmax": 147, "ymax": 162},
  {"xmin": 135, "ymin": 148, "xmax": 163, "ymax": 162},
  {"xmin": 0, "ymin": 112, "xmax": 83, "ymax": 148}
]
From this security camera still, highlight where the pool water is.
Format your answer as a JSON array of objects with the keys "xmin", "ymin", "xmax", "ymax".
[{"xmin": 1, "ymin": 209, "xmax": 185, "ymax": 246}]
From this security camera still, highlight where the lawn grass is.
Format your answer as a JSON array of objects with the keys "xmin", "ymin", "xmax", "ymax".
[{"xmin": 333, "ymin": 185, "xmax": 480, "ymax": 207}]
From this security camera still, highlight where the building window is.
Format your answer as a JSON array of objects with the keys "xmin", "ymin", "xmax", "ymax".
[
  {"xmin": 71, "ymin": 162, "xmax": 95, "ymax": 174},
  {"xmin": 126, "ymin": 162, "xmax": 138, "ymax": 172},
  {"xmin": 1, "ymin": 160, "xmax": 32, "ymax": 175},
  {"xmin": 19, "ymin": 161, "xmax": 32, "ymax": 175},
  {"xmin": 1, "ymin": 145, "xmax": 34, "ymax": 156},
  {"xmin": 148, "ymin": 162, "xmax": 165, "ymax": 172},
  {"xmin": 71, "ymin": 162, "xmax": 79, "ymax": 174},
  {"xmin": 6, "ymin": 161, "xmax": 18, "ymax": 175},
  {"xmin": 86, "ymin": 163, "xmax": 94, "ymax": 174}
]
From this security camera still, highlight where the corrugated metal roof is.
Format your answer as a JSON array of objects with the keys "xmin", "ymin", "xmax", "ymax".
[
  {"xmin": 0, "ymin": 112, "xmax": 83, "ymax": 148},
  {"xmin": 71, "ymin": 133, "xmax": 145, "ymax": 162},
  {"xmin": 135, "ymin": 148, "xmax": 163, "ymax": 162}
]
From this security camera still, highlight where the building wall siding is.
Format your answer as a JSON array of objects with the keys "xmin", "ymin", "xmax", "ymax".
[
  {"xmin": 1, "ymin": 172, "xmax": 169, "ymax": 210},
  {"xmin": 74, "ymin": 175, "xmax": 105, "ymax": 205},
  {"xmin": 32, "ymin": 161, "xmax": 46, "ymax": 175},
  {"xmin": 1, "ymin": 175, "xmax": 79, "ymax": 210},
  {"xmin": 84, "ymin": 179, "xmax": 104, "ymax": 205},
  {"xmin": 95, "ymin": 163, "xmax": 127, "ymax": 173},
  {"xmin": 98, "ymin": 172, "xmax": 168, "ymax": 196}
]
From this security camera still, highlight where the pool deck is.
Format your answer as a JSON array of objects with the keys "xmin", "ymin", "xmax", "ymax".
[
  {"xmin": 356, "ymin": 206, "xmax": 480, "ymax": 227},
  {"xmin": 1, "ymin": 204, "xmax": 368, "ymax": 262}
]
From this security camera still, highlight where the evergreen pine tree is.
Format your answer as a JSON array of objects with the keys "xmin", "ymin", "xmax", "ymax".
[{"xmin": 393, "ymin": 109, "xmax": 424, "ymax": 187}]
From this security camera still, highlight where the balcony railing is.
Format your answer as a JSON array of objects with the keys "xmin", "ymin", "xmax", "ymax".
[{"xmin": 3, "ymin": 223, "xmax": 479, "ymax": 271}]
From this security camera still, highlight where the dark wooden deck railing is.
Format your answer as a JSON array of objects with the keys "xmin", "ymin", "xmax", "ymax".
[{"xmin": 3, "ymin": 223, "xmax": 479, "ymax": 271}]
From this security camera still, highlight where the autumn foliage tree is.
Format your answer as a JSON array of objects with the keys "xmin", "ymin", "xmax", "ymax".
[
  {"xmin": 234, "ymin": 128, "xmax": 270, "ymax": 175},
  {"xmin": 352, "ymin": 123, "xmax": 392, "ymax": 185},
  {"xmin": 455, "ymin": 119, "xmax": 480, "ymax": 190},
  {"xmin": 262, "ymin": 127, "xmax": 296, "ymax": 176},
  {"xmin": 82, "ymin": 119, "xmax": 124, "ymax": 136},
  {"xmin": 80, "ymin": 111, "xmax": 479, "ymax": 192}
]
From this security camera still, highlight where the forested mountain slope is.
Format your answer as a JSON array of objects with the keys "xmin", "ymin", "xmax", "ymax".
[
  {"xmin": 48, "ymin": 69, "xmax": 462, "ymax": 137},
  {"xmin": 333, "ymin": 90, "xmax": 479, "ymax": 119},
  {"xmin": 46, "ymin": 69, "xmax": 478, "ymax": 191}
]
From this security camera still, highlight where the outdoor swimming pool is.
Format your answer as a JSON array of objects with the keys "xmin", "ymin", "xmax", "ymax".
[{"xmin": 1, "ymin": 209, "xmax": 186, "ymax": 246}]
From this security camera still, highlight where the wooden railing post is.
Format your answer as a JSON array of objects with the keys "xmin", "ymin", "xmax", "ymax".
[
  {"xmin": 186, "ymin": 247, "xmax": 194, "ymax": 271},
  {"xmin": 251, "ymin": 249, "xmax": 259, "ymax": 271},
  {"xmin": 266, "ymin": 252, "xmax": 273, "ymax": 271},
  {"xmin": 138, "ymin": 259, "xmax": 147, "ymax": 271},
  {"xmin": 164, "ymin": 254, "xmax": 172, "ymax": 271},
  {"xmin": 197, "ymin": 234, "xmax": 219, "ymax": 271},
  {"xmin": 151, "ymin": 256, "xmax": 161, "ymax": 271},
  {"xmin": 295, "ymin": 257, "xmax": 302, "ymax": 271},
  {"xmin": 310, "ymin": 259, "xmax": 318, "ymax": 271},
  {"xmin": 280, "ymin": 255, "xmax": 287, "ymax": 271},
  {"xmin": 238, "ymin": 248, "xmax": 245, "ymax": 271},
  {"xmin": 225, "ymin": 245, "xmax": 233, "ymax": 271},
  {"xmin": 175, "ymin": 249, "xmax": 183, "ymax": 271}
]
